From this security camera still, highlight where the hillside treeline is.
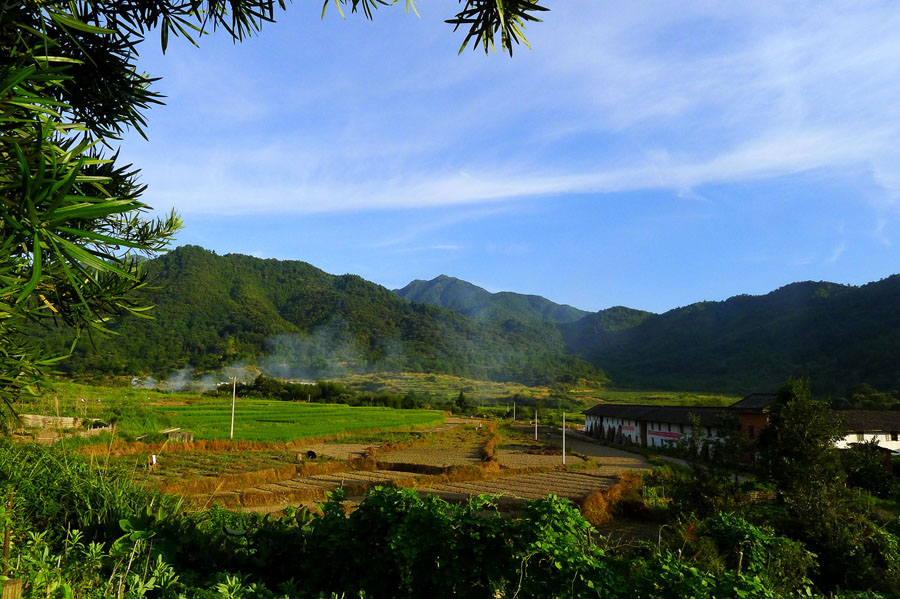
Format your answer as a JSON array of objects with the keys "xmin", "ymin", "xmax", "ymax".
[
  {"xmin": 34, "ymin": 246, "xmax": 606, "ymax": 388},
  {"xmin": 225, "ymin": 375, "xmax": 454, "ymax": 412},
  {"xmin": 33, "ymin": 246, "xmax": 900, "ymax": 395},
  {"xmin": 562, "ymin": 277, "xmax": 900, "ymax": 394}
]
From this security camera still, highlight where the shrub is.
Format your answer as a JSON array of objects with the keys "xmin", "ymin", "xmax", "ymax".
[
  {"xmin": 703, "ymin": 513, "xmax": 817, "ymax": 595},
  {"xmin": 579, "ymin": 473, "xmax": 642, "ymax": 527}
]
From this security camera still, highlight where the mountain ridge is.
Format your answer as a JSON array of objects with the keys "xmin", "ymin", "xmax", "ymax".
[
  {"xmin": 395, "ymin": 275, "xmax": 589, "ymax": 324},
  {"xmin": 33, "ymin": 245, "xmax": 900, "ymax": 395},
  {"xmin": 561, "ymin": 276, "xmax": 900, "ymax": 393},
  {"xmin": 36, "ymin": 246, "xmax": 604, "ymax": 387}
]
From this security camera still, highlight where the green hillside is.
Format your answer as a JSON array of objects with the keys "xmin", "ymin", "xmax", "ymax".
[
  {"xmin": 33, "ymin": 246, "xmax": 900, "ymax": 395},
  {"xmin": 36, "ymin": 246, "xmax": 605, "ymax": 386},
  {"xmin": 395, "ymin": 275, "xmax": 589, "ymax": 323},
  {"xmin": 562, "ymin": 278, "xmax": 900, "ymax": 393}
]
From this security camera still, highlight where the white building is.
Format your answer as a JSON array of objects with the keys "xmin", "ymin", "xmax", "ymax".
[
  {"xmin": 834, "ymin": 410, "xmax": 900, "ymax": 452},
  {"xmin": 583, "ymin": 404, "xmax": 727, "ymax": 454},
  {"xmin": 585, "ymin": 398, "xmax": 900, "ymax": 456}
]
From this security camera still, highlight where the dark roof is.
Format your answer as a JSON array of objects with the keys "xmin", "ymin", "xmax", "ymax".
[
  {"xmin": 582, "ymin": 404, "xmax": 657, "ymax": 419},
  {"xmin": 729, "ymin": 393, "xmax": 777, "ymax": 412},
  {"xmin": 836, "ymin": 410, "xmax": 900, "ymax": 432},
  {"xmin": 643, "ymin": 406, "xmax": 728, "ymax": 427},
  {"xmin": 582, "ymin": 404, "xmax": 728, "ymax": 427}
]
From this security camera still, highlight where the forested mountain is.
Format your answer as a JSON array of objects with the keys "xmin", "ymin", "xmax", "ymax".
[
  {"xmin": 561, "ymin": 278, "xmax": 900, "ymax": 394},
  {"xmin": 35, "ymin": 246, "xmax": 604, "ymax": 386},
  {"xmin": 395, "ymin": 275, "xmax": 588, "ymax": 324},
  {"xmin": 34, "ymin": 245, "xmax": 900, "ymax": 394}
]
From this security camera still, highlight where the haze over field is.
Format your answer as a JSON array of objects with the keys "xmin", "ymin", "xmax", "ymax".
[{"xmin": 119, "ymin": 1, "xmax": 900, "ymax": 314}]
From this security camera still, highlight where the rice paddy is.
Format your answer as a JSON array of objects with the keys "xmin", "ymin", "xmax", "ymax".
[{"xmin": 26, "ymin": 381, "xmax": 445, "ymax": 443}]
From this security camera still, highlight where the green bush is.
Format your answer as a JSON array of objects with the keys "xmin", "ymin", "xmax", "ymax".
[{"xmin": 703, "ymin": 514, "xmax": 816, "ymax": 595}]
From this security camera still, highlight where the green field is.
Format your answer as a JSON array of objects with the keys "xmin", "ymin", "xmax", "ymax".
[
  {"xmin": 585, "ymin": 389, "xmax": 739, "ymax": 406},
  {"xmin": 22, "ymin": 378, "xmax": 735, "ymax": 443},
  {"xmin": 154, "ymin": 399, "xmax": 444, "ymax": 442},
  {"xmin": 26, "ymin": 381, "xmax": 445, "ymax": 443},
  {"xmin": 341, "ymin": 372, "xmax": 739, "ymax": 408}
]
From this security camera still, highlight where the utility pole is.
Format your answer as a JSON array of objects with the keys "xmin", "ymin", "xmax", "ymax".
[
  {"xmin": 562, "ymin": 412, "xmax": 566, "ymax": 465},
  {"xmin": 230, "ymin": 376, "xmax": 236, "ymax": 440}
]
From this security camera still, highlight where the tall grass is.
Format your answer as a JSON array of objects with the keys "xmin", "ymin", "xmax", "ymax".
[{"xmin": 0, "ymin": 440, "xmax": 175, "ymax": 541}]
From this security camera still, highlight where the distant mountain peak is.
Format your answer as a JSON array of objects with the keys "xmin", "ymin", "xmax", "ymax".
[{"xmin": 395, "ymin": 275, "xmax": 589, "ymax": 324}]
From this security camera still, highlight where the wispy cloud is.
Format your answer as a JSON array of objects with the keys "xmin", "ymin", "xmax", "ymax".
[
  {"xmin": 827, "ymin": 241, "xmax": 847, "ymax": 263},
  {"xmin": 131, "ymin": 1, "xmax": 900, "ymax": 240},
  {"xmin": 140, "ymin": 125, "xmax": 887, "ymax": 215}
]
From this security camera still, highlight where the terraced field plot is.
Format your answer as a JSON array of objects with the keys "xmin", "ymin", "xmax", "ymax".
[
  {"xmin": 210, "ymin": 469, "xmax": 418, "ymax": 509},
  {"xmin": 29, "ymin": 382, "xmax": 446, "ymax": 443},
  {"xmin": 419, "ymin": 469, "xmax": 619, "ymax": 503},
  {"xmin": 138, "ymin": 419, "xmax": 654, "ymax": 516},
  {"xmin": 131, "ymin": 449, "xmax": 300, "ymax": 480},
  {"xmin": 377, "ymin": 423, "xmax": 490, "ymax": 467}
]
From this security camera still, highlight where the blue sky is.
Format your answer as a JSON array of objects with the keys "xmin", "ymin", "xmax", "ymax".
[{"xmin": 120, "ymin": 1, "xmax": 900, "ymax": 314}]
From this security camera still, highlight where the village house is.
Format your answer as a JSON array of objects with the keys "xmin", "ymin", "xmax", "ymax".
[
  {"xmin": 583, "ymin": 403, "xmax": 734, "ymax": 453},
  {"xmin": 584, "ymin": 393, "xmax": 900, "ymax": 454},
  {"xmin": 835, "ymin": 410, "xmax": 900, "ymax": 452}
]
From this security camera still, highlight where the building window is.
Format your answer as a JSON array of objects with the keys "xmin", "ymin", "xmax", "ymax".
[
  {"xmin": 892, "ymin": 432, "xmax": 898, "ymax": 442},
  {"xmin": 668, "ymin": 423, "xmax": 672, "ymax": 433},
  {"xmin": 856, "ymin": 433, "xmax": 864, "ymax": 442},
  {"xmin": 748, "ymin": 425, "xmax": 755, "ymax": 440},
  {"xmin": 679, "ymin": 424, "xmax": 684, "ymax": 434}
]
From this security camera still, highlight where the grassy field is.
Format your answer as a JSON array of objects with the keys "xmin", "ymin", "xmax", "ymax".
[
  {"xmin": 25, "ymin": 380, "xmax": 445, "ymax": 443},
  {"xmin": 585, "ymin": 389, "xmax": 739, "ymax": 406},
  {"xmin": 154, "ymin": 400, "xmax": 444, "ymax": 442},
  {"xmin": 21, "ymin": 378, "xmax": 735, "ymax": 444},
  {"xmin": 341, "ymin": 372, "xmax": 738, "ymax": 408},
  {"xmin": 341, "ymin": 372, "xmax": 558, "ymax": 402}
]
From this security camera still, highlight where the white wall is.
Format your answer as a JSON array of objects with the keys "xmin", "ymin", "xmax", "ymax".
[{"xmin": 835, "ymin": 432, "xmax": 900, "ymax": 451}]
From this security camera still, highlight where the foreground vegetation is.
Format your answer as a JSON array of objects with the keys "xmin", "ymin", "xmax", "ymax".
[
  {"xmin": 1, "ymin": 379, "xmax": 898, "ymax": 598},
  {"xmin": 1, "ymin": 439, "xmax": 897, "ymax": 597}
]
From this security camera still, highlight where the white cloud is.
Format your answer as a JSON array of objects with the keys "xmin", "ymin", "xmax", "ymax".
[
  {"xmin": 130, "ymin": 0, "xmax": 900, "ymax": 235},
  {"xmin": 140, "ymin": 125, "xmax": 887, "ymax": 215}
]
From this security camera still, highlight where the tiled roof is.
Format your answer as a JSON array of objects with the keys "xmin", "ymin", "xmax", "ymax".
[
  {"xmin": 836, "ymin": 410, "xmax": 900, "ymax": 432},
  {"xmin": 582, "ymin": 404, "xmax": 657, "ymax": 419},
  {"xmin": 583, "ymin": 404, "xmax": 728, "ymax": 427},
  {"xmin": 728, "ymin": 393, "xmax": 777, "ymax": 411},
  {"xmin": 644, "ymin": 406, "xmax": 729, "ymax": 427}
]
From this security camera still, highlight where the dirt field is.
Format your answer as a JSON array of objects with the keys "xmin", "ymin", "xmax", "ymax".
[
  {"xmin": 418, "ymin": 468, "xmax": 622, "ymax": 503},
  {"xmin": 376, "ymin": 422, "xmax": 489, "ymax": 467},
  {"xmin": 147, "ymin": 420, "xmax": 654, "ymax": 515}
]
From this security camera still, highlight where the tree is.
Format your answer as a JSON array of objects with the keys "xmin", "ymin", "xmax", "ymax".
[
  {"xmin": 0, "ymin": 1, "xmax": 548, "ymax": 424},
  {"xmin": 841, "ymin": 439, "xmax": 898, "ymax": 498},
  {"xmin": 454, "ymin": 390, "xmax": 470, "ymax": 413},
  {"xmin": 756, "ymin": 378, "xmax": 845, "ymax": 515}
]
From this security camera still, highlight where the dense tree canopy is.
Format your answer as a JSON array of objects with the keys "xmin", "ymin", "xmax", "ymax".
[{"xmin": 0, "ymin": 1, "xmax": 549, "ymax": 423}]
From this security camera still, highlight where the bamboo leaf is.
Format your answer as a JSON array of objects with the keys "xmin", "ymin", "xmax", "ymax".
[{"xmin": 15, "ymin": 233, "xmax": 42, "ymax": 304}]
